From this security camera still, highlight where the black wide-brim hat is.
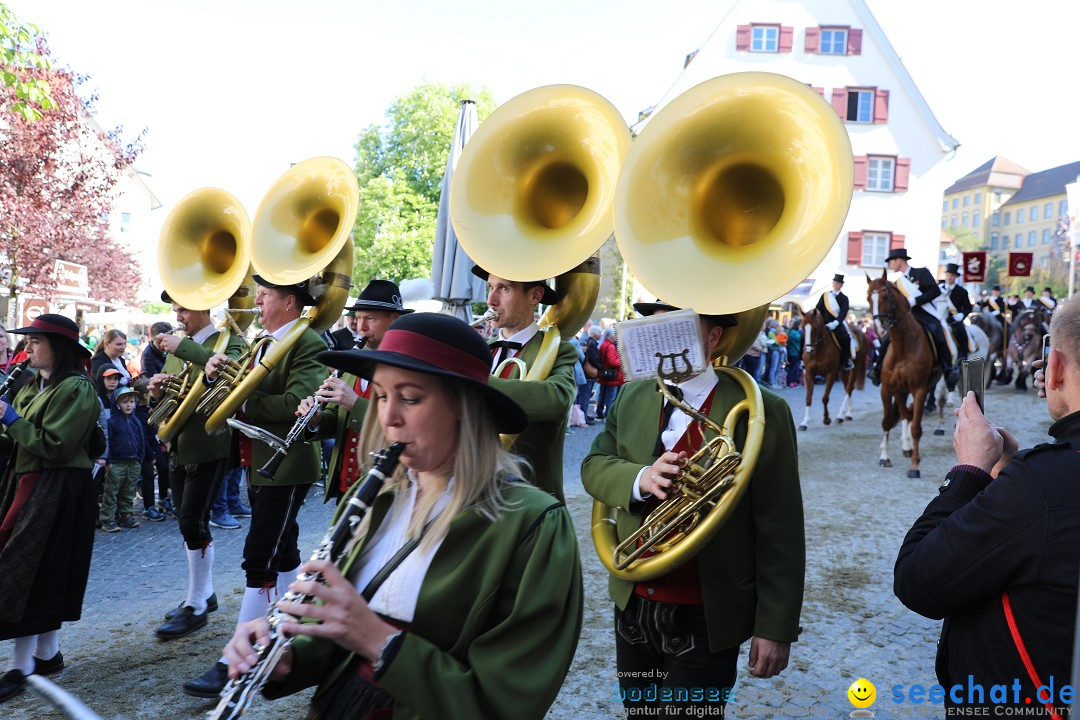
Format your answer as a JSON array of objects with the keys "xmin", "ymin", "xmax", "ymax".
[
  {"xmin": 944, "ymin": 263, "xmax": 960, "ymax": 275},
  {"xmin": 632, "ymin": 298, "xmax": 738, "ymax": 328},
  {"xmin": 10, "ymin": 313, "xmax": 91, "ymax": 358},
  {"xmin": 252, "ymin": 275, "xmax": 318, "ymax": 307},
  {"xmin": 884, "ymin": 248, "xmax": 911, "ymax": 262},
  {"xmin": 317, "ymin": 312, "xmax": 527, "ymax": 435},
  {"xmin": 470, "ymin": 265, "xmax": 559, "ymax": 306},
  {"xmin": 346, "ymin": 279, "xmax": 415, "ymax": 314}
]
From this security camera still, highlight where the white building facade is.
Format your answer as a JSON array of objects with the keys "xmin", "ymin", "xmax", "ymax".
[{"xmin": 636, "ymin": 0, "xmax": 958, "ymax": 310}]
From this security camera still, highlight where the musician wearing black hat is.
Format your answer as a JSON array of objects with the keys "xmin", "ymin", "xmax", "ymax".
[
  {"xmin": 148, "ymin": 292, "xmax": 247, "ymax": 641},
  {"xmin": 870, "ymin": 248, "xmax": 957, "ymax": 389},
  {"xmin": 223, "ymin": 312, "xmax": 582, "ymax": 720},
  {"xmin": 297, "ymin": 279, "xmax": 413, "ymax": 505},
  {"xmin": 978, "ymin": 285, "xmax": 1007, "ymax": 332},
  {"xmin": 184, "ymin": 275, "xmax": 327, "ymax": 698},
  {"xmin": 0, "ymin": 315, "xmax": 100, "ymax": 702},
  {"xmin": 582, "ymin": 303, "xmax": 803, "ymax": 718},
  {"xmin": 815, "ymin": 274, "xmax": 854, "ymax": 371},
  {"xmin": 939, "ymin": 263, "xmax": 973, "ymax": 367},
  {"xmin": 471, "ymin": 265, "xmax": 576, "ymax": 503}
]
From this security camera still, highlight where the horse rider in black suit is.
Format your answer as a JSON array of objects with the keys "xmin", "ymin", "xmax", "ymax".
[
  {"xmin": 815, "ymin": 274, "xmax": 854, "ymax": 371},
  {"xmin": 939, "ymin": 263, "xmax": 973, "ymax": 365},
  {"xmin": 870, "ymin": 248, "xmax": 957, "ymax": 389},
  {"xmin": 978, "ymin": 285, "xmax": 1007, "ymax": 332}
]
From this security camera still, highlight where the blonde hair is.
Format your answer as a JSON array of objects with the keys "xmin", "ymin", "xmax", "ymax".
[
  {"xmin": 1050, "ymin": 296, "xmax": 1080, "ymax": 373},
  {"xmin": 354, "ymin": 375, "xmax": 527, "ymax": 550}
]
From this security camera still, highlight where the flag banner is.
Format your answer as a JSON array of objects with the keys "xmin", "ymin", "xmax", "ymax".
[
  {"xmin": 961, "ymin": 251, "xmax": 987, "ymax": 282},
  {"xmin": 1008, "ymin": 252, "xmax": 1033, "ymax": 277}
]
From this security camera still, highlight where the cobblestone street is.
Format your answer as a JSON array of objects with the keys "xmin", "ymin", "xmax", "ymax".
[{"xmin": 4, "ymin": 382, "xmax": 1058, "ymax": 719}]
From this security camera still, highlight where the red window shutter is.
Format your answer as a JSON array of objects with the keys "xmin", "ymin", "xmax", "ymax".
[
  {"xmin": 812, "ymin": 86, "xmax": 824, "ymax": 96},
  {"xmin": 848, "ymin": 28, "xmax": 863, "ymax": 55},
  {"xmin": 890, "ymin": 233, "xmax": 905, "ymax": 250},
  {"xmin": 736, "ymin": 25, "xmax": 751, "ymax": 51},
  {"xmin": 874, "ymin": 88, "xmax": 890, "ymax": 123},
  {"xmin": 894, "ymin": 157, "xmax": 911, "ymax": 192},
  {"xmin": 853, "ymin": 156, "xmax": 868, "ymax": 189},
  {"xmin": 779, "ymin": 26, "xmax": 794, "ymax": 52},
  {"xmin": 847, "ymin": 232, "xmax": 864, "ymax": 265},
  {"xmin": 831, "ymin": 88, "xmax": 848, "ymax": 118},
  {"xmin": 805, "ymin": 27, "xmax": 820, "ymax": 53}
]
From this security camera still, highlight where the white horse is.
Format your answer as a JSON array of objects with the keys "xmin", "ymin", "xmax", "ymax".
[{"xmin": 933, "ymin": 322, "xmax": 990, "ymax": 435}]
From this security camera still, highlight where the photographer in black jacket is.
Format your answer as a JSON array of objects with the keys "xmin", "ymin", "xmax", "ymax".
[{"xmin": 894, "ymin": 295, "xmax": 1080, "ymax": 716}]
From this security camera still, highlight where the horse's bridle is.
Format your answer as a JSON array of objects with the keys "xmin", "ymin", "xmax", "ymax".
[{"xmin": 870, "ymin": 283, "xmax": 901, "ymax": 333}]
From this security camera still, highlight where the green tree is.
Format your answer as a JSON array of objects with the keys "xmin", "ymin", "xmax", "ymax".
[
  {"xmin": 352, "ymin": 82, "xmax": 494, "ymax": 287},
  {"xmin": 0, "ymin": 3, "xmax": 55, "ymax": 119},
  {"xmin": 946, "ymin": 227, "xmax": 982, "ymax": 252}
]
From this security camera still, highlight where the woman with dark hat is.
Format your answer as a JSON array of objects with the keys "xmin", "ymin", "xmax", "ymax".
[
  {"xmin": 223, "ymin": 312, "xmax": 583, "ymax": 720},
  {"xmin": 0, "ymin": 314, "xmax": 101, "ymax": 702}
]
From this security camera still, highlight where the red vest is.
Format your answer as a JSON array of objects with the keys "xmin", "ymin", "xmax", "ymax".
[
  {"xmin": 337, "ymin": 377, "xmax": 372, "ymax": 494},
  {"xmin": 633, "ymin": 385, "xmax": 717, "ymax": 605}
]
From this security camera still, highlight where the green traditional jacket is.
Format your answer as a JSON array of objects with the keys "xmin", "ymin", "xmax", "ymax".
[
  {"xmin": 581, "ymin": 374, "xmax": 805, "ymax": 652},
  {"xmin": 265, "ymin": 481, "xmax": 583, "ymax": 720},
  {"xmin": 309, "ymin": 370, "xmax": 370, "ymax": 503},
  {"xmin": 160, "ymin": 332, "xmax": 247, "ymax": 466},
  {"xmin": 487, "ymin": 331, "xmax": 576, "ymax": 502},
  {"xmin": 234, "ymin": 326, "xmax": 326, "ymax": 486},
  {"xmin": 3, "ymin": 374, "xmax": 99, "ymax": 473}
]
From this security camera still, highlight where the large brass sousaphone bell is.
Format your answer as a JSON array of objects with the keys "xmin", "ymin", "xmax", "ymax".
[
  {"xmin": 592, "ymin": 72, "xmax": 853, "ymax": 581},
  {"xmin": 152, "ymin": 188, "xmax": 257, "ymax": 442},
  {"xmin": 450, "ymin": 85, "xmax": 630, "ymax": 386},
  {"xmin": 200, "ymin": 157, "xmax": 357, "ymax": 434}
]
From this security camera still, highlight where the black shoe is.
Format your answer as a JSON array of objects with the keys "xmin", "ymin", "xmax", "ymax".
[
  {"xmin": 182, "ymin": 662, "xmax": 229, "ymax": 698},
  {"xmin": 0, "ymin": 670, "xmax": 25, "ymax": 702},
  {"xmin": 33, "ymin": 652, "xmax": 64, "ymax": 676},
  {"xmin": 164, "ymin": 592, "xmax": 218, "ymax": 621},
  {"xmin": 155, "ymin": 605, "xmax": 208, "ymax": 639}
]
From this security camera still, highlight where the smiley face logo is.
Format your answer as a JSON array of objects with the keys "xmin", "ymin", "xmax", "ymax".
[{"xmin": 847, "ymin": 678, "xmax": 876, "ymax": 708}]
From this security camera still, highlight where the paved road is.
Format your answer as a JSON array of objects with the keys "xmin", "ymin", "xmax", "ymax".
[{"xmin": 4, "ymin": 381, "xmax": 1056, "ymax": 719}]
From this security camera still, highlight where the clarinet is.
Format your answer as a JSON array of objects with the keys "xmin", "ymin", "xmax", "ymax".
[
  {"xmin": 210, "ymin": 441, "xmax": 405, "ymax": 720},
  {"xmin": 0, "ymin": 360, "xmax": 30, "ymax": 403},
  {"xmin": 257, "ymin": 336, "xmax": 368, "ymax": 480}
]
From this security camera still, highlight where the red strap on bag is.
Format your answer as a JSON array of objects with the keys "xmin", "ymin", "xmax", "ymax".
[{"xmin": 1001, "ymin": 591, "xmax": 1064, "ymax": 720}]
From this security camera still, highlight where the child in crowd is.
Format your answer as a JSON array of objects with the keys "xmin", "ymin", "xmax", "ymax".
[
  {"xmin": 131, "ymin": 379, "xmax": 167, "ymax": 521},
  {"xmin": 100, "ymin": 386, "xmax": 145, "ymax": 532}
]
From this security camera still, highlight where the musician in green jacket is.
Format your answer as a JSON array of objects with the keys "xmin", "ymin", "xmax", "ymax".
[
  {"xmin": 472, "ymin": 264, "xmax": 576, "ymax": 502},
  {"xmin": 149, "ymin": 292, "xmax": 247, "ymax": 640},
  {"xmin": 299, "ymin": 279, "xmax": 412, "ymax": 505},
  {"xmin": 184, "ymin": 275, "xmax": 326, "ymax": 698},
  {"xmin": 223, "ymin": 312, "xmax": 582, "ymax": 720},
  {"xmin": 582, "ymin": 303, "xmax": 804, "ymax": 717}
]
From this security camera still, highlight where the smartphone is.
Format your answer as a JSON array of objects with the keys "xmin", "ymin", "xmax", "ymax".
[
  {"xmin": 1041, "ymin": 334, "xmax": 1051, "ymax": 368},
  {"xmin": 959, "ymin": 357, "xmax": 986, "ymax": 413}
]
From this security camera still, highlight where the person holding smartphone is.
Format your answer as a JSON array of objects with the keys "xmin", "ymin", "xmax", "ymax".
[{"xmin": 894, "ymin": 295, "xmax": 1080, "ymax": 717}]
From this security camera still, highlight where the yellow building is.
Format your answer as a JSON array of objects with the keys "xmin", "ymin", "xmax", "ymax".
[{"xmin": 941, "ymin": 156, "xmax": 1028, "ymax": 253}]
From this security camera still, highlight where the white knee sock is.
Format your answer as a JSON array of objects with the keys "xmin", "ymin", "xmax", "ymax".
[
  {"xmin": 185, "ymin": 545, "xmax": 215, "ymax": 613},
  {"xmin": 34, "ymin": 631, "xmax": 58, "ymax": 661},
  {"xmin": 10, "ymin": 635, "xmax": 36, "ymax": 674},
  {"xmin": 236, "ymin": 586, "xmax": 275, "ymax": 626},
  {"xmin": 277, "ymin": 565, "xmax": 300, "ymax": 600}
]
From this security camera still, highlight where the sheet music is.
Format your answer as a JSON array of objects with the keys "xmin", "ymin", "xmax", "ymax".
[{"xmin": 615, "ymin": 308, "xmax": 706, "ymax": 382}]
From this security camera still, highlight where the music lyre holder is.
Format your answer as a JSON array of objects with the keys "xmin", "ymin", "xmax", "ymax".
[{"xmin": 656, "ymin": 349, "xmax": 695, "ymax": 385}]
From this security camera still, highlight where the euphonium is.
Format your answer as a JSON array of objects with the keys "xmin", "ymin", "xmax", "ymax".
[
  {"xmin": 152, "ymin": 188, "xmax": 257, "ymax": 442},
  {"xmin": 200, "ymin": 157, "xmax": 358, "ymax": 434},
  {"xmin": 592, "ymin": 72, "xmax": 853, "ymax": 581}
]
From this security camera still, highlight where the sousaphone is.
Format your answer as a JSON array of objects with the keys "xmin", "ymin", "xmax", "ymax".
[{"xmin": 592, "ymin": 72, "xmax": 853, "ymax": 581}]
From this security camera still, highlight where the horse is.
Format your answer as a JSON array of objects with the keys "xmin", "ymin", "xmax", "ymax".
[
  {"xmin": 798, "ymin": 309, "xmax": 868, "ymax": 431},
  {"xmin": 969, "ymin": 310, "xmax": 1005, "ymax": 385},
  {"xmin": 932, "ymin": 321, "xmax": 990, "ymax": 436},
  {"xmin": 867, "ymin": 270, "xmax": 940, "ymax": 478},
  {"xmin": 1003, "ymin": 309, "xmax": 1044, "ymax": 393}
]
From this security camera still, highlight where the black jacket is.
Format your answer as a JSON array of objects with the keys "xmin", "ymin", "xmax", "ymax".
[
  {"xmin": 939, "ymin": 282, "xmax": 973, "ymax": 319},
  {"xmin": 141, "ymin": 344, "xmax": 167, "ymax": 378},
  {"xmin": 904, "ymin": 266, "xmax": 941, "ymax": 317},
  {"xmin": 895, "ymin": 410, "xmax": 1080, "ymax": 710},
  {"xmin": 815, "ymin": 290, "xmax": 849, "ymax": 325}
]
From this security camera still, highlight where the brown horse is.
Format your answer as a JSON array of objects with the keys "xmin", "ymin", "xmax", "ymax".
[
  {"xmin": 867, "ymin": 271, "xmax": 941, "ymax": 478},
  {"xmin": 799, "ymin": 309, "xmax": 868, "ymax": 431},
  {"xmin": 969, "ymin": 310, "xmax": 1004, "ymax": 387},
  {"xmin": 1003, "ymin": 309, "xmax": 1044, "ymax": 392}
]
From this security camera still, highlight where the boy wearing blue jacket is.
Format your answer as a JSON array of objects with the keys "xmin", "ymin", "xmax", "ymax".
[{"xmin": 100, "ymin": 385, "xmax": 145, "ymax": 532}]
